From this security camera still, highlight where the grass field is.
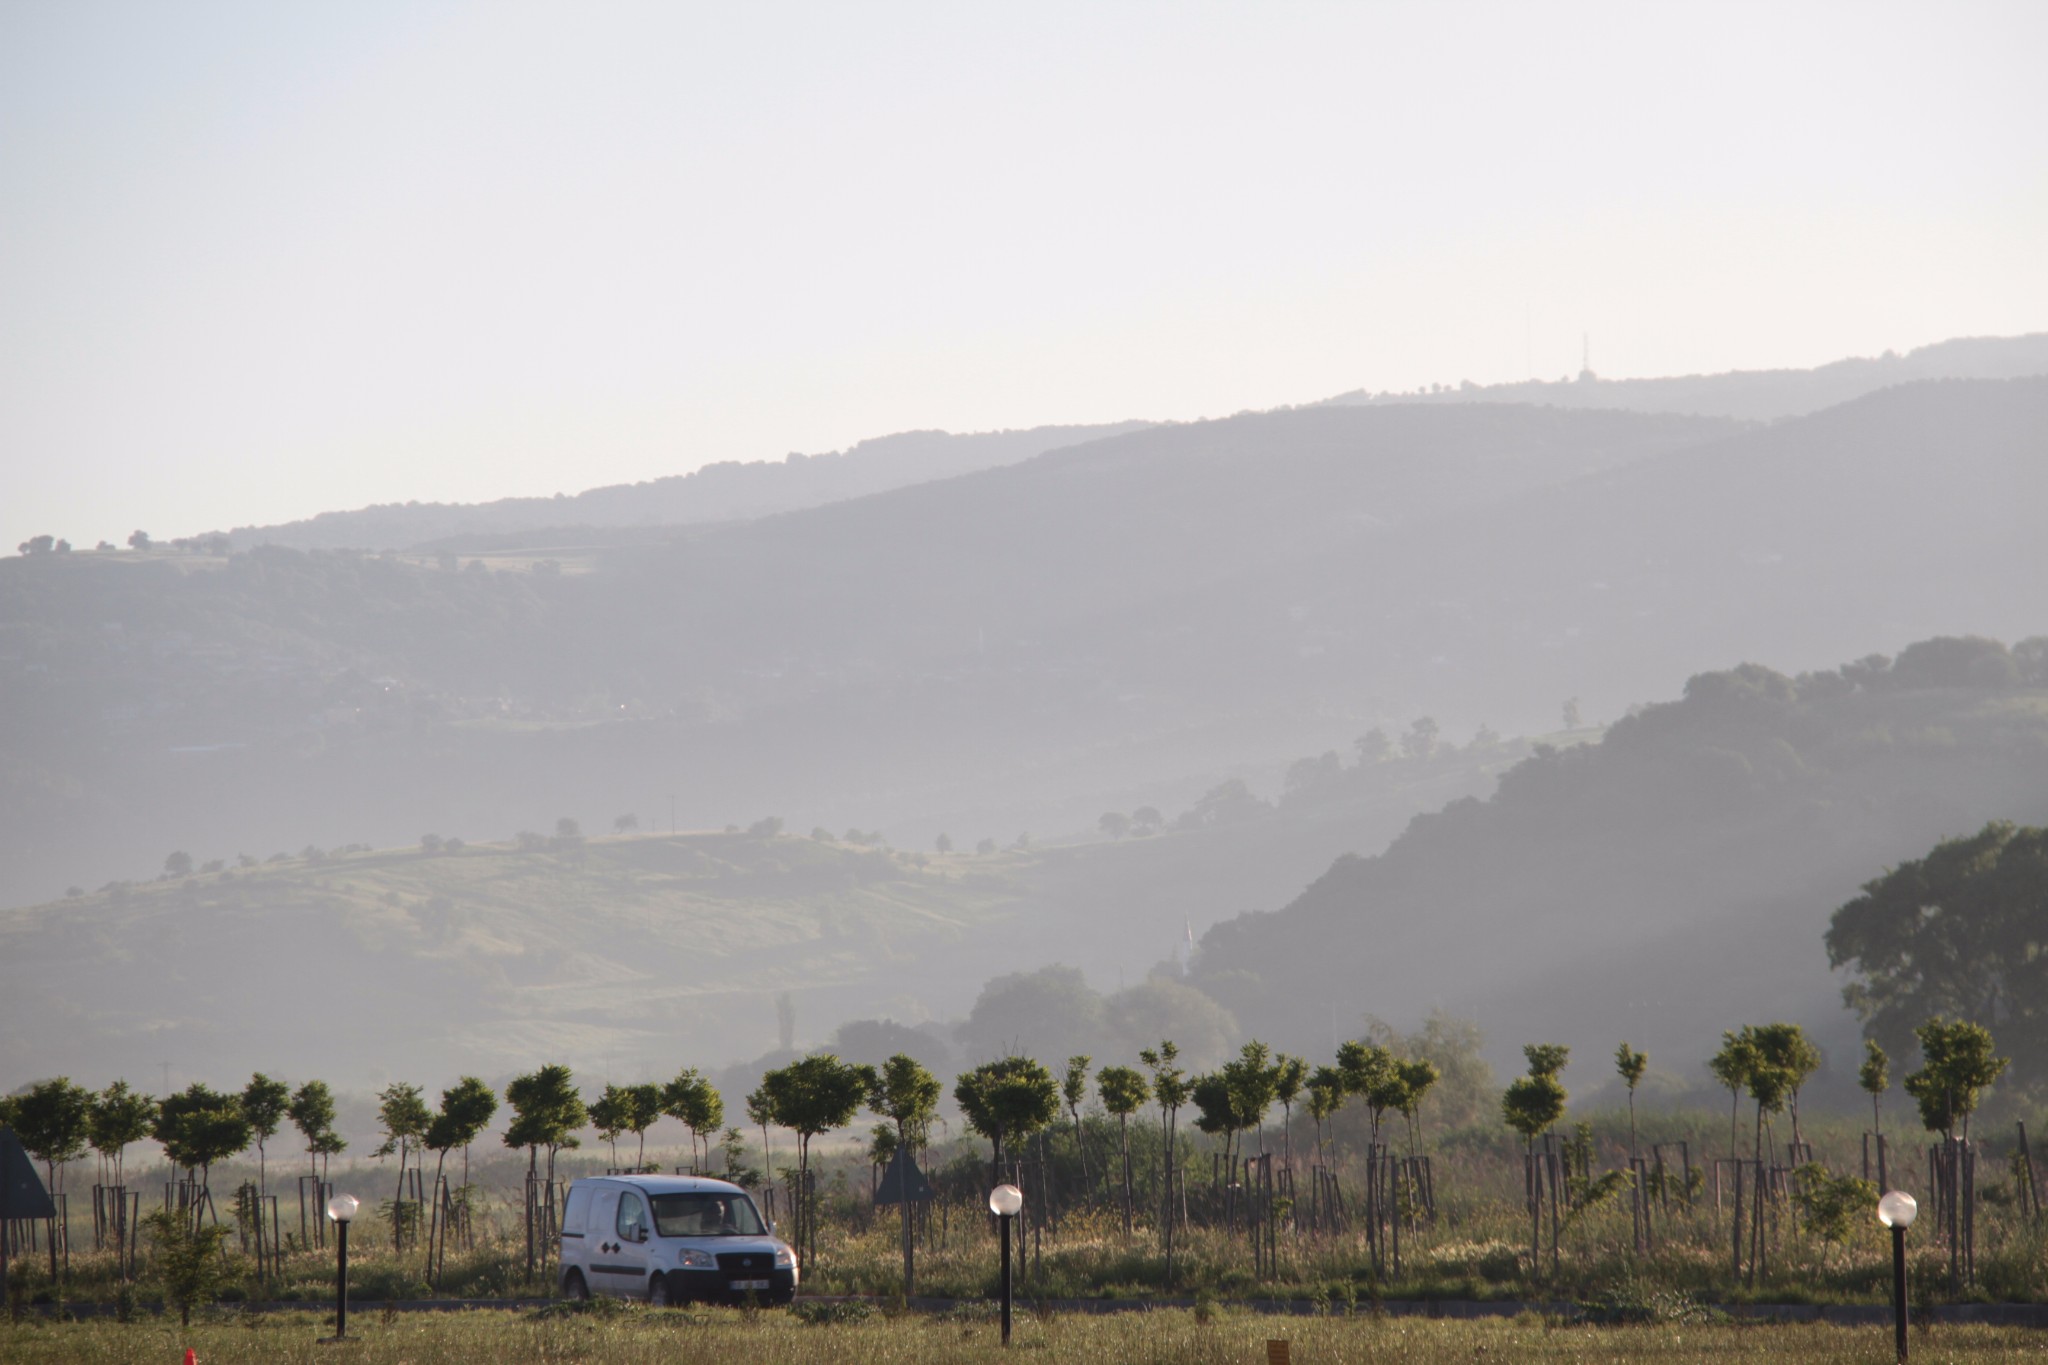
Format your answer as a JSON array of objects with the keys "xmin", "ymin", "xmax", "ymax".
[{"xmin": 7, "ymin": 1306, "xmax": 2048, "ymax": 1365}]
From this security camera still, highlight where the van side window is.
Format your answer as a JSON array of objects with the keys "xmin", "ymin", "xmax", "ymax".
[{"xmin": 617, "ymin": 1190, "xmax": 648, "ymax": 1241}]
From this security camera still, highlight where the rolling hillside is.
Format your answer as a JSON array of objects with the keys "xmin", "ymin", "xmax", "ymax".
[
  {"xmin": 0, "ymin": 401, "xmax": 1732, "ymax": 910},
  {"xmin": 1192, "ymin": 636, "xmax": 2048, "ymax": 1088},
  {"xmin": 0, "ymin": 736, "xmax": 1535, "ymax": 1090}
]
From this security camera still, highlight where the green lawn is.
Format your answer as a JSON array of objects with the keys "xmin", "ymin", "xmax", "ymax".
[{"xmin": 8, "ymin": 1307, "xmax": 2044, "ymax": 1365}]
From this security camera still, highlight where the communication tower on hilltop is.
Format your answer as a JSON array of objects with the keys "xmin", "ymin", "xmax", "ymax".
[{"xmin": 1577, "ymin": 333, "xmax": 1597, "ymax": 383}]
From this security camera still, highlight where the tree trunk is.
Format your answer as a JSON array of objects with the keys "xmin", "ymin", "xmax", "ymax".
[
  {"xmin": 897, "ymin": 1119, "xmax": 914, "ymax": 1295},
  {"xmin": 394, "ymin": 1142, "xmax": 408, "ymax": 1251},
  {"xmin": 1118, "ymin": 1115, "xmax": 1133, "ymax": 1236}
]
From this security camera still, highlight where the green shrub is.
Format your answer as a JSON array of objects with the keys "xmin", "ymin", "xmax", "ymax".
[
  {"xmin": 344, "ymin": 1262, "xmax": 431, "ymax": 1302},
  {"xmin": 143, "ymin": 1208, "xmax": 235, "ymax": 1327},
  {"xmin": 791, "ymin": 1298, "xmax": 876, "ymax": 1325}
]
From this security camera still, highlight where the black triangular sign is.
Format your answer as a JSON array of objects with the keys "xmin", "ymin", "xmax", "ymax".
[
  {"xmin": 0, "ymin": 1129, "xmax": 57, "ymax": 1221},
  {"xmin": 873, "ymin": 1145, "xmax": 933, "ymax": 1205}
]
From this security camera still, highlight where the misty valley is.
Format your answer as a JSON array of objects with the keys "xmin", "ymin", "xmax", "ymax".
[{"xmin": 5, "ymin": 337, "xmax": 2048, "ymax": 1324}]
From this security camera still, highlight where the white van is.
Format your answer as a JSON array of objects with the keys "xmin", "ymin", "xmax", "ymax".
[{"xmin": 557, "ymin": 1174, "xmax": 798, "ymax": 1305}]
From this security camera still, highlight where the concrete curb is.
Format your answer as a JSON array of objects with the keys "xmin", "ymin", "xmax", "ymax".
[{"xmin": 22, "ymin": 1295, "xmax": 2048, "ymax": 1326}]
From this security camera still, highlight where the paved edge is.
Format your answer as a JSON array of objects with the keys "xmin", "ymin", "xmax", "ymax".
[{"xmin": 22, "ymin": 1296, "xmax": 2048, "ymax": 1326}]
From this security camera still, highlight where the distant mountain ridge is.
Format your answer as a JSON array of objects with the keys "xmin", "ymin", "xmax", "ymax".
[
  {"xmin": 1319, "ymin": 332, "xmax": 2048, "ymax": 422},
  {"xmin": 223, "ymin": 421, "xmax": 1153, "ymax": 552},
  {"xmin": 217, "ymin": 333, "xmax": 2048, "ymax": 554},
  {"xmin": 3, "ymin": 377, "xmax": 2043, "ymax": 956}
]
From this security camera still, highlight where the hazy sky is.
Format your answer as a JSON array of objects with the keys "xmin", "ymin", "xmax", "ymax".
[{"xmin": 4, "ymin": 0, "xmax": 2044, "ymax": 550}]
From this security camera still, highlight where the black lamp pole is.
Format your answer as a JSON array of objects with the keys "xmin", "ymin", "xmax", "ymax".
[
  {"xmin": 999, "ymin": 1210, "xmax": 1013, "ymax": 1346},
  {"xmin": 1891, "ymin": 1222, "xmax": 1908, "ymax": 1363},
  {"xmin": 335, "ymin": 1216, "xmax": 351, "ymax": 1340}
]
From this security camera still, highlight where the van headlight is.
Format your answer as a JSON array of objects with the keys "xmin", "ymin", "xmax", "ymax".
[
  {"xmin": 773, "ymin": 1246, "xmax": 796, "ymax": 1270},
  {"xmin": 675, "ymin": 1248, "xmax": 717, "ymax": 1269}
]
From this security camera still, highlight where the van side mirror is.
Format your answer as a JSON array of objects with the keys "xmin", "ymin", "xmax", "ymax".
[{"xmin": 635, "ymin": 1226, "xmax": 649, "ymax": 1243}]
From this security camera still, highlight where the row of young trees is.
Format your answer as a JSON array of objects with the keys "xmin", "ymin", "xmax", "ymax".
[
  {"xmin": 0, "ymin": 1075, "xmax": 343, "ymax": 1211},
  {"xmin": 3, "ymin": 1011, "xmax": 2018, "ymax": 1294}
]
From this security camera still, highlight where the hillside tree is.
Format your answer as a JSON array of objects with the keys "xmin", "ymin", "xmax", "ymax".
[
  {"xmin": 155, "ymin": 1084, "xmax": 252, "ymax": 1213},
  {"xmin": 375, "ymin": 1082, "xmax": 432, "ymax": 1249},
  {"xmin": 1859, "ymin": 1039, "xmax": 1889, "ymax": 1140},
  {"xmin": 1396, "ymin": 1056, "xmax": 1440, "ymax": 1154},
  {"xmin": 88, "ymin": 1080, "xmax": 156, "ymax": 1188},
  {"xmin": 589, "ymin": 1086, "xmax": 633, "ymax": 1167},
  {"xmin": 1304, "ymin": 1064, "xmax": 1347, "ymax": 1164},
  {"xmin": 868, "ymin": 1052, "xmax": 941, "ymax": 1293},
  {"xmin": 1749, "ymin": 1022, "xmax": 1821, "ymax": 1154},
  {"xmin": 759, "ymin": 1053, "xmax": 876, "ymax": 1262},
  {"xmin": 1138, "ymin": 1041, "xmax": 1189, "ymax": 1274},
  {"xmin": 954, "ymin": 1055, "xmax": 1060, "ymax": 1177},
  {"xmin": 1707, "ymin": 1031, "xmax": 1757, "ymax": 1162},
  {"xmin": 1272, "ymin": 1053, "xmax": 1308, "ymax": 1167},
  {"xmin": 424, "ymin": 1076, "xmax": 497, "ymax": 1205},
  {"xmin": 662, "ymin": 1070, "xmax": 723, "ymax": 1172},
  {"xmin": 287, "ymin": 1080, "xmax": 345, "ymax": 1187},
  {"xmin": 1096, "ymin": 1065, "xmax": 1149, "ymax": 1234},
  {"xmin": 1827, "ymin": 821, "xmax": 2048, "ymax": 1090},
  {"xmin": 1061, "ymin": 1056, "xmax": 1093, "ymax": 1194},
  {"xmin": 3, "ymin": 1078, "xmax": 91, "ymax": 1196},
  {"xmin": 1614, "ymin": 1043, "xmax": 1647, "ymax": 1163},
  {"xmin": 1904, "ymin": 1017, "xmax": 2007, "ymax": 1141},
  {"xmin": 1501, "ymin": 1048, "xmax": 1568, "ymax": 1264},
  {"xmin": 241, "ymin": 1073, "xmax": 291, "ymax": 1205}
]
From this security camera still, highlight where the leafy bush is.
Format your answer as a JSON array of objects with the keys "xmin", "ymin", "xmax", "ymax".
[{"xmin": 143, "ymin": 1208, "xmax": 235, "ymax": 1327}]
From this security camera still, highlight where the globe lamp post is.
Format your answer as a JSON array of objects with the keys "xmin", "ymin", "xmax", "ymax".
[
  {"xmin": 325, "ymin": 1193, "xmax": 359, "ymax": 1342},
  {"xmin": 1878, "ymin": 1190, "xmax": 1917, "ymax": 1362},
  {"xmin": 988, "ymin": 1183, "xmax": 1023, "ymax": 1345}
]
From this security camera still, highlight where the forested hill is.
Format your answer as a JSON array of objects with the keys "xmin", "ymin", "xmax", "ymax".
[
  {"xmin": 1319, "ymin": 332, "xmax": 2048, "ymax": 421},
  {"xmin": 221, "ymin": 421, "xmax": 1153, "ymax": 552},
  {"xmin": 1191, "ymin": 636, "xmax": 2048, "ymax": 1090}
]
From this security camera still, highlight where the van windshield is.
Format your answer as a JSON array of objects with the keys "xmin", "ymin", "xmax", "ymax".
[{"xmin": 649, "ymin": 1192, "xmax": 768, "ymax": 1238}]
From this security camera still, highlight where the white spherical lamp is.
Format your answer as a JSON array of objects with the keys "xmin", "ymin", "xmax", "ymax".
[
  {"xmin": 325, "ymin": 1193, "xmax": 359, "ymax": 1224},
  {"xmin": 988, "ymin": 1183, "xmax": 1024, "ymax": 1217},
  {"xmin": 1877, "ymin": 1190, "xmax": 1917, "ymax": 1228}
]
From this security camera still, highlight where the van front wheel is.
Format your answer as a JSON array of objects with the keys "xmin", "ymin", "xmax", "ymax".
[{"xmin": 648, "ymin": 1273, "xmax": 673, "ymax": 1307}]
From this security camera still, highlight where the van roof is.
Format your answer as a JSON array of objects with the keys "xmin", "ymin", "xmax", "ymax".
[{"xmin": 571, "ymin": 1174, "xmax": 752, "ymax": 1196}]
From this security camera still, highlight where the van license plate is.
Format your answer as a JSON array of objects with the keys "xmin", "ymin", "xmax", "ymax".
[{"xmin": 732, "ymin": 1278, "xmax": 770, "ymax": 1291}]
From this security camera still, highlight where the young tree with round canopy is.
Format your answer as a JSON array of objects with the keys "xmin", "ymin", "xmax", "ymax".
[
  {"xmin": 662, "ymin": 1070, "xmax": 723, "ymax": 1173},
  {"xmin": 954, "ymin": 1055, "xmax": 1060, "ymax": 1179},
  {"xmin": 1859, "ymin": 1038, "xmax": 1890, "ymax": 1140},
  {"xmin": 154, "ymin": 1084, "xmax": 252, "ymax": 1213},
  {"xmin": 758, "ymin": 1053, "xmax": 876, "ymax": 1264},
  {"xmin": 869, "ymin": 1052, "xmax": 941, "ymax": 1293},
  {"xmin": 1501, "ymin": 1048, "xmax": 1568, "ymax": 1265},
  {"xmin": 1095, "ymin": 1064, "xmax": 1149, "ymax": 1235},
  {"xmin": 88, "ymin": 1080, "xmax": 156, "ymax": 1189},
  {"xmin": 287, "ymin": 1080, "xmax": 345, "ymax": 1191},
  {"xmin": 2, "ymin": 1078, "xmax": 92, "ymax": 1197},
  {"xmin": 241, "ymin": 1073, "xmax": 291, "ymax": 1205}
]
